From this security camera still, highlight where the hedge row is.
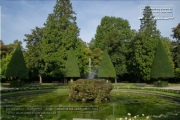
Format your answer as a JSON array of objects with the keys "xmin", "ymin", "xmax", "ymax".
[{"xmin": 154, "ymin": 81, "xmax": 168, "ymax": 87}]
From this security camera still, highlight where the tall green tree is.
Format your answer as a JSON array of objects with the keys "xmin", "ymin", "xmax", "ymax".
[
  {"xmin": 150, "ymin": 40, "xmax": 174, "ymax": 79},
  {"xmin": 91, "ymin": 16, "xmax": 132, "ymax": 77},
  {"xmin": 24, "ymin": 27, "xmax": 44, "ymax": 83},
  {"xmin": 98, "ymin": 50, "xmax": 116, "ymax": 78},
  {"xmin": 139, "ymin": 6, "xmax": 160, "ymax": 38},
  {"xmin": 41, "ymin": 0, "xmax": 79, "ymax": 77},
  {"xmin": 129, "ymin": 6, "xmax": 160, "ymax": 81},
  {"xmin": 65, "ymin": 48, "xmax": 80, "ymax": 78},
  {"xmin": 0, "ymin": 40, "xmax": 22, "ymax": 59},
  {"xmin": 172, "ymin": 23, "xmax": 180, "ymax": 42},
  {"xmin": 171, "ymin": 23, "xmax": 180, "ymax": 79},
  {"xmin": 5, "ymin": 43, "xmax": 28, "ymax": 79}
]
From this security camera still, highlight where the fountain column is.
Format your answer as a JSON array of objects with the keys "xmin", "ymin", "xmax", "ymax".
[{"xmin": 88, "ymin": 58, "xmax": 92, "ymax": 79}]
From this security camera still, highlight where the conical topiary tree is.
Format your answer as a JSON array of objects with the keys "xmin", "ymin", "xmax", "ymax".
[
  {"xmin": 150, "ymin": 40, "xmax": 174, "ymax": 79},
  {"xmin": 5, "ymin": 43, "xmax": 28, "ymax": 82},
  {"xmin": 65, "ymin": 48, "xmax": 80, "ymax": 79},
  {"xmin": 98, "ymin": 50, "xmax": 116, "ymax": 78}
]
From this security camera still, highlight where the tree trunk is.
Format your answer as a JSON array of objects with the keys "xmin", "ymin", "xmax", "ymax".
[
  {"xmin": 39, "ymin": 75, "xmax": 42, "ymax": 84},
  {"xmin": 115, "ymin": 78, "xmax": 117, "ymax": 83},
  {"xmin": 17, "ymin": 76, "xmax": 21, "ymax": 87},
  {"xmin": 64, "ymin": 77, "xmax": 67, "ymax": 85}
]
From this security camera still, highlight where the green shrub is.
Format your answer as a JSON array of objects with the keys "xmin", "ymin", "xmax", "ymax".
[
  {"xmin": 150, "ymin": 41, "xmax": 174, "ymax": 79},
  {"xmin": 69, "ymin": 79, "xmax": 113, "ymax": 103},
  {"xmin": 98, "ymin": 50, "xmax": 116, "ymax": 78},
  {"xmin": 5, "ymin": 43, "xmax": 28, "ymax": 78},
  {"xmin": 10, "ymin": 80, "xmax": 24, "ymax": 87},
  {"xmin": 154, "ymin": 81, "xmax": 168, "ymax": 87}
]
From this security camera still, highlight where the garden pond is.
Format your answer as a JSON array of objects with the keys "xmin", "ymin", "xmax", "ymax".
[{"xmin": 1, "ymin": 89, "xmax": 180, "ymax": 120}]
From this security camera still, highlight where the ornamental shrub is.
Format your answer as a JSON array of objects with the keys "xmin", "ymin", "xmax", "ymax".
[
  {"xmin": 69, "ymin": 79, "xmax": 113, "ymax": 103},
  {"xmin": 150, "ymin": 40, "xmax": 174, "ymax": 79},
  {"xmin": 98, "ymin": 50, "xmax": 116, "ymax": 78},
  {"xmin": 10, "ymin": 80, "xmax": 24, "ymax": 87},
  {"xmin": 154, "ymin": 81, "xmax": 168, "ymax": 87},
  {"xmin": 65, "ymin": 48, "xmax": 80, "ymax": 78},
  {"xmin": 5, "ymin": 43, "xmax": 28, "ymax": 78}
]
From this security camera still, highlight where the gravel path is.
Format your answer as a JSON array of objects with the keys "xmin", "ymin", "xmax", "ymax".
[
  {"xmin": 144, "ymin": 86, "xmax": 180, "ymax": 90},
  {"xmin": 0, "ymin": 87, "xmax": 14, "ymax": 90},
  {"xmin": 159, "ymin": 86, "xmax": 180, "ymax": 90}
]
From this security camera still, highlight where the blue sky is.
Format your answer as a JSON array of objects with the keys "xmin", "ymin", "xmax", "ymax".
[{"xmin": 1, "ymin": 0, "xmax": 180, "ymax": 47}]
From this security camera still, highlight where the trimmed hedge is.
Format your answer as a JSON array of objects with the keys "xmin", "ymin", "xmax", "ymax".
[
  {"xmin": 5, "ymin": 43, "xmax": 28, "ymax": 78},
  {"xmin": 150, "ymin": 41, "xmax": 174, "ymax": 79},
  {"xmin": 10, "ymin": 80, "xmax": 24, "ymax": 87},
  {"xmin": 69, "ymin": 79, "xmax": 113, "ymax": 103},
  {"xmin": 98, "ymin": 50, "xmax": 116, "ymax": 78},
  {"xmin": 154, "ymin": 81, "xmax": 168, "ymax": 87}
]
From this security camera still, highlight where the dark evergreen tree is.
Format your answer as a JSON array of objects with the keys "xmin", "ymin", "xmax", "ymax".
[
  {"xmin": 150, "ymin": 41, "xmax": 174, "ymax": 79},
  {"xmin": 129, "ymin": 6, "xmax": 161, "ymax": 81},
  {"xmin": 41, "ymin": 0, "xmax": 80, "ymax": 77},
  {"xmin": 5, "ymin": 43, "xmax": 28, "ymax": 78},
  {"xmin": 65, "ymin": 48, "xmax": 80, "ymax": 78},
  {"xmin": 98, "ymin": 50, "xmax": 116, "ymax": 78},
  {"xmin": 139, "ymin": 6, "xmax": 160, "ymax": 38}
]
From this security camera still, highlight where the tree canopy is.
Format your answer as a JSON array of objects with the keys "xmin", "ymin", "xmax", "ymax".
[
  {"xmin": 24, "ymin": 27, "xmax": 45, "ymax": 82},
  {"xmin": 172, "ymin": 23, "xmax": 180, "ymax": 42},
  {"xmin": 91, "ymin": 16, "xmax": 132, "ymax": 77},
  {"xmin": 41, "ymin": 0, "xmax": 80, "ymax": 77},
  {"xmin": 139, "ymin": 6, "xmax": 160, "ymax": 38},
  {"xmin": 171, "ymin": 23, "xmax": 180, "ymax": 79},
  {"xmin": 128, "ymin": 6, "xmax": 160, "ymax": 81},
  {"xmin": 3, "ymin": 3, "xmax": 177, "ymax": 83}
]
